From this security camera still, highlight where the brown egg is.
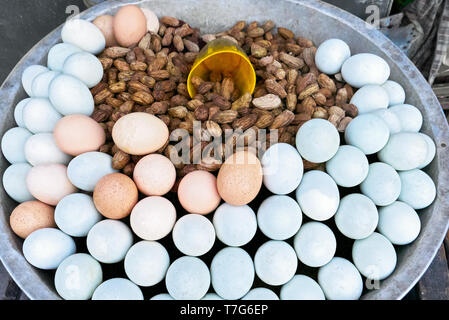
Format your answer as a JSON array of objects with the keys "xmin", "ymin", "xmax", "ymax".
[
  {"xmin": 133, "ymin": 154, "xmax": 176, "ymax": 196},
  {"xmin": 93, "ymin": 173, "xmax": 138, "ymax": 219},
  {"xmin": 10, "ymin": 201, "xmax": 56, "ymax": 239},
  {"xmin": 217, "ymin": 151, "xmax": 263, "ymax": 206},
  {"xmin": 54, "ymin": 115, "xmax": 106, "ymax": 156},
  {"xmin": 113, "ymin": 5, "xmax": 147, "ymax": 47},
  {"xmin": 93, "ymin": 15, "xmax": 118, "ymax": 47}
]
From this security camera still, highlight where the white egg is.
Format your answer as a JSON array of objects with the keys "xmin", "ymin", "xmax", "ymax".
[
  {"xmin": 2, "ymin": 163, "xmax": 35, "ymax": 203},
  {"xmin": 61, "ymin": 19, "xmax": 106, "ymax": 54},
  {"xmin": 55, "ymin": 193, "xmax": 102, "ymax": 237},
  {"xmin": 1, "ymin": 127, "xmax": 32, "ymax": 163},
  {"xmin": 254, "ymin": 240, "xmax": 297, "ymax": 286},
  {"xmin": 378, "ymin": 132, "xmax": 428, "ymax": 171},
  {"xmin": 335, "ymin": 193, "xmax": 378, "ymax": 240},
  {"xmin": 341, "ymin": 53, "xmax": 390, "ymax": 88},
  {"xmin": 344, "ymin": 114, "xmax": 390, "ymax": 155},
  {"xmin": 296, "ymin": 170, "xmax": 340, "ymax": 221},
  {"xmin": 326, "ymin": 145, "xmax": 369, "ymax": 187},
  {"xmin": 166, "ymin": 256, "xmax": 210, "ymax": 300},
  {"xmin": 370, "ymin": 108, "xmax": 401, "ymax": 134},
  {"xmin": 378, "ymin": 201, "xmax": 420, "ymax": 245},
  {"xmin": 23, "ymin": 228, "xmax": 76, "ymax": 270},
  {"xmin": 22, "ymin": 98, "xmax": 62, "ymax": 133},
  {"xmin": 352, "ymin": 232, "xmax": 397, "ymax": 280},
  {"xmin": 360, "ymin": 162, "xmax": 401, "ymax": 206},
  {"xmin": 125, "ymin": 241, "xmax": 170, "ymax": 287},
  {"xmin": 318, "ymin": 257, "xmax": 363, "ymax": 300},
  {"xmin": 55, "ymin": 253, "xmax": 102, "ymax": 300},
  {"xmin": 151, "ymin": 293, "xmax": 174, "ymax": 300},
  {"xmin": 172, "ymin": 214, "xmax": 215, "ymax": 256},
  {"xmin": 315, "ymin": 38, "xmax": 351, "ymax": 75},
  {"xmin": 296, "ymin": 119, "xmax": 340, "ymax": 163},
  {"xmin": 389, "ymin": 104, "xmax": 423, "ymax": 132},
  {"xmin": 350, "ymin": 85, "xmax": 389, "ymax": 114},
  {"xmin": 398, "ymin": 169, "xmax": 436, "ymax": 209},
  {"xmin": 49, "ymin": 74, "xmax": 94, "ymax": 116},
  {"xmin": 14, "ymin": 98, "xmax": 31, "ymax": 127},
  {"xmin": 257, "ymin": 195, "xmax": 302, "ymax": 240},
  {"xmin": 382, "ymin": 80, "xmax": 406, "ymax": 106},
  {"xmin": 141, "ymin": 8, "xmax": 160, "ymax": 33},
  {"xmin": 67, "ymin": 152, "xmax": 117, "ymax": 192},
  {"xmin": 201, "ymin": 293, "xmax": 224, "ymax": 300},
  {"xmin": 31, "ymin": 71, "xmax": 60, "ymax": 98},
  {"xmin": 262, "ymin": 143, "xmax": 304, "ymax": 195},
  {"xmin": 22, "ymin": 65, "xmax": 49, "ymax": 96},
  {"xmin": 25, "ymin": 133, "xmax": 71, "ymax": 166},
  {"xmin": 280, "ymin": 275, "xmax": 325, "ymax": 300},
  {"xmin": 211, "ymin": 247, "xmax": 254, "ymax": 300},
  {"xmin": 293, "ymin": 222, "xmax": 336, "ymax": 267},
  {"xmin": 87, "ymin": 219, "xmax": 133, "ymax": 264},
  {"xmin": 63, "ymin": 52, "xmax": 104, "ymax": 88},
  {"xmin": 213, "ymin": 203, "xmax": 257, "ymax": 247},
  {"xmin": 242, "ymin": 288, "xmax": 279, "ymax": 300},
  {"xmin": 418, "ymin": 133, "xmax": 436, "ymax": 169},
  {"xmin": 92, "ymin": 278, "xmax": 143, "ymax": 300},
  {"xmin": 47, "ymin": 43, "xmax": 83, "ymax": 72}
]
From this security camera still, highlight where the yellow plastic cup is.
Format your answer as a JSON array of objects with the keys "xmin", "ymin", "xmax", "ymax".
[{"xmin": 187, "ymin": 38, "xmax": 256, "ymax": 98}]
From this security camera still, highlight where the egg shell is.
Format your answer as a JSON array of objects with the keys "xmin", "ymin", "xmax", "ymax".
[
  {"xmin": 280, "ymin": 275, "xmax": 325, "ymax": 300},
  {"xmin": 257, "ymin": 195, "xmax": 302, "ymax": 241},
  {"xmin": 318, "ymin": 257, "xmax": 363, "ymax": 300},
  {"xmin": 113, "ymin": 5, "xmax": 148, "ymax": 47},
  {"xmin": 61, "ymin": 19, "xmax": 105, "ymax": 54},
  {"xmin": 201, "ymin": 293, "xmax": 223, "ymax": 300},
  {"xmin": 67, "ymin": 152, "xmax": 117, "ymax": 192},
  {"xmin": 293, "ymin": 222, "xmax": 336, "ymax": 268},
  {"xmin": 62, "ymin": 52, "xmax": 103, "ymax": 88},
  {"xmin": 49, "ymin": 74, "xmax": 94, "ymax": 116},
  {"xmin": 398, "ymin": 169, "xmax": 436, "ymax": 210},
  {"xmin": 261, "ymin": 143, "xmax": 304, "ymax": 195},
  {"xmin": 92, "ymin": 278, "xmax": 143, "ymax": 300},
  {"xmin": 141, "ymin": 8, "xmax": 160, "ymax": 33},
  {"xmin": 125, "ymin": 241, "xmax": 170, "ymax": 287},
  {"xmin": 53, "ymin": 114, "xmax": 106, "ymax": 156},
  {"xmin": 23, "ymin": 228, "xmax": 76, "ymax": 270},
  {"xmin": 87, "ymin": 219, "xmax": 133, "ymax": 264},
  {"xmin": 295, "ymin": 170, "xmax": 340, "ymax": 221},
  {"xmin": 14, "ymin": 98, "xmax": 31, "ymax": 128},
  {"xmin": 378, "ymin": 132, "xmax": 427, "ymax": 171},
  {"xmin": 360, "ymin": 162, "xmax": 401, "ymax": 206},
  {"xmin": 370, "ymin": 108, "xmax": 401, "ymax": 134},
  {"xmin": 352, "ymin": 232, "xmax": 397, "ymax": 281},
  {"xmin": 151, "ymin": 293, "xmax": 174, "ymax": 300},
  {"xmin": 133, "ymin": 154, "xmax": 176, "ymax": 196},
  {"xmin": 25, "ymin": 133, "xmax": 72, "ymax": 166},
  {"xmin": 55, "ymin": 193, "xmax": 102, "ymax": 237},
  {"xmin": 22, "ymin": 98, "xmax": 62, "ymax": 133},
  {"xmin": 335, "ymin": 193, "xmax": 378, "ymax": 240},
  {"xmin": 350, "ymin": 85, "xmax": 389, "ymax": 114},
  {"xmin": 3, "ymin": 163, "xmax": 35, "ymax": 203},
  {"xmin": 242, "ymin": 288, "xmax": 279, "ymax": 300},
  {"xmin": 341, "ymin": 53, "xmax": 390, "ymax": 88},
  {"xmin": 93, "ymin": 172, "xmax": 138, "ymax": 219},
  {"xmin": 55, "ymin": 253, "xmax": 103, "ymax": 300},
  {"xmin": 172, "ymin": 214, "xmax": 216, "ymax": 257},
  {"xmin": 389, "ymin": 104, "xmax": 423, "ymax": 132},
  {"xmin": 217, "ymin": 151, "xmax": 262, "ymax": 206},
  {"xmin": 22, "ymin": 65, "xmax": 49, "ymax": 96},
  {"xmin": 93, "ymin": 15, "xmax": 118, "ymax": 47},
  {"xmin": 345, "ymin": 113, "xmax": 390, "ymax": 155},
  {"xmin": 1, "ymin": 127, "xmax": 32, "ymax": 163},
  {"xmin": 211, "ymin": 247, "xmax": 254, "ymax": 300},
  {"xmin": 378, "ymin": 201, "xmax": 420, "ymax": 245},
  {"xmin": 10, "ymin": 200, "xmax": 56, "ymax": 239},
  {"xmin": 382, "ymin": 80, "xmax": 406, "ymax": 106},
  {"xmin": 418, "ymin": 133, "xmax": 436, "ymax": 169},
  {"xmin": 213, "ymin": 203, "xmax": 257, "ymax": 247},
  {"xmin": 295, "ymin": 118, "xmax": 340, "ymax": 163},
  {"xmin": 166, "ymin": 256, "xmax": 210, "ymax": 300},
  {"xmin": 130, "ymin": 196, "xmax": 177, "ymax": 241},
  {"xmin": 47, "ymin": 43, "xmax": 83, "ymax": 72},
  {"xmin": 315, "ymin": 38, "xmax": 351, "ymax": 75},
  {"xmin": 31, "ymin": 71, "xmax": 60, "ymax": 98},
  {"xmin": 112, "ymin": 112, "xmax": 169, "ymax": 155},
  {"xmin": 178, "ymin": 170, "xmax": 221, "ymax": 214},
  {"xmin": 326, "ymin": 145, "xmax": 369, "ymax": 188}
]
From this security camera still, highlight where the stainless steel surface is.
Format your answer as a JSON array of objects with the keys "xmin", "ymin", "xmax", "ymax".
[{"xmin": 0, "ymin": 0, "xmax": 448, "ymax": 300}]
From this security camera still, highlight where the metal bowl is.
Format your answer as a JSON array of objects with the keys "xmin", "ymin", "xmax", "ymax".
[{"xmin": 0, "ymin": 0, "xmax": 448, "ymax": 300}]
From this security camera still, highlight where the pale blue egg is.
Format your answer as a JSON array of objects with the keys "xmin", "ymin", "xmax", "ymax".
[
  {"xmin": 63, "ymin": 52, "xmax": 103, "ymax": 88},
  {"xmin": 3, "ymin": 163, "xmax": 35, "ymax": 203},
  {"xmin": 172, "ymin": 214, "xmax": 215, "ymax": 256},
  {"xmin": 24, "ymin": 133, "xmax": 72, "ymax": 166},
  {"xmin": 61, "ymin": 19, "xmax": 105, "ymax": 54},
  {"xmin": 341, "ymin": 53, "xmax": 390, "ymax": 88},
  {"xmin": 47, "ymin": 43, "xmax": 83, "ymax": 72},
  {"xmin": 22, "ymin": 98, "xmax": 62, "ymax": 133},
  {"xmin": 14, "ymin": 98, "xmax": 31, "ymax": 128},
  {"xmin": 22, "ymin": 65, "xmax": 48, "ymax": 96},
  {"xmin": 280, "ymin": 275, "xmax": 325, "ymax": 300},
  {"xmin": 31, "ymin": 71, "xmax": 60, "ymax": 98},
  {"xmin": 242, "ymin": 288, "xmax": 279, "ymax": 300},
  {"xmin": 1, "ymin": 127, "xmax": 32, "ymax": 163},
  {"xmin": 92, "ymin": 278, "xmax": 143, "ymax": 300}
]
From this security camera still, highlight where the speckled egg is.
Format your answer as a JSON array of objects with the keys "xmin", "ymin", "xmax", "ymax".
[
  {"xmin": 133, "ymin": 154, "xmax": 176, "ymax": 196},
  {"xmin": 378, "ymin": 201, "xmax": 420, "ymax": 245},
  {"xmin": 3, "ymin": 163, "xmax": 35, "ymax": 203},
  {"xmin": 398, "ymin": 169, "xmax": 436, "ymax": 209},
  {"xmin": 341, "ymin": 53, "xmax": 390, "ymax": 88},
  {"xmin": 1, "ymin": 127, "xmax": 32, "ymax": 163},
  {"xmin": 25, "ymin": 133, "xmax": 72, "ymax": 166},
  {"xmin": 360, "ymin": 162, "xmax": 402, "ymax": 206},
  {"xmin": 280, "ymin": 275, "xmax": 325, "ymax": 300},
  {"xmin": 61, "ymin": 19, "xmax": 106, "ymax": 54},
  {"xmin": 113, "ymin": 5, "xmax": 148, "ymax": 47},
  {"xmin": 22, "ymin": 98, "xmax": 62, "ymax": 133},
  {"xmin": 10, "ymin": 200, "xmax": 56, "ymax": 239}
]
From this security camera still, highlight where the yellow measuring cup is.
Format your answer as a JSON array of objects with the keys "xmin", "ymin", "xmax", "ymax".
[{"xmin": 187, "ymin": 38, "xmax": 256, "ymax": 98}]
